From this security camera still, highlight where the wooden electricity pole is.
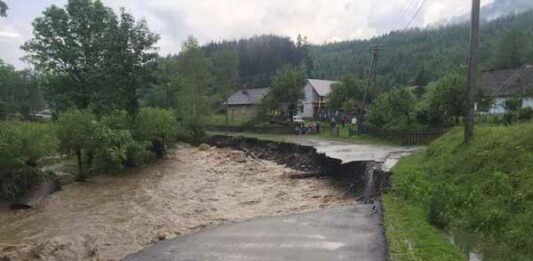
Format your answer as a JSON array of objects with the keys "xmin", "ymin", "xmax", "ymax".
[
  {"xmin": 358, "ymin": 44, "xmax": 381, "ymax": 131},
  {"xmin": 464, "ymin": 0, "xmax": 480, "ymax": 144}
]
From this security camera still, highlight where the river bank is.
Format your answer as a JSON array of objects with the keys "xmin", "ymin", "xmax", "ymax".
[{"xmin": 0, "ymin": 144, "xmax": 356, "ymax": 260}]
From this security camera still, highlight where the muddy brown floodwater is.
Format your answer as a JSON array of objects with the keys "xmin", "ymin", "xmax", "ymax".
[{"xmin": 0, "ymin": 145, "xmax": 355, "ymax": 260}]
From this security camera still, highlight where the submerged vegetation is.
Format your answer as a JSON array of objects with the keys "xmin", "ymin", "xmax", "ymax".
[{"xmin": 386, "ymin": 124, "xmax": 533, "ymax": 260}]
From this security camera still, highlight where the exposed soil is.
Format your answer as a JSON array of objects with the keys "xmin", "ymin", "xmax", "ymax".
[{"xmin": 0, "ymin": 144, "xmax": 355, "ymax": 261}]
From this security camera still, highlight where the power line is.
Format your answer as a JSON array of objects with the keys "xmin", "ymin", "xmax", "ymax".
[
  {"xmin": 404, "ymin": 0, "xmax": 432, "ymax": 29},
  {"xmin": 392, "ymin": 0, "xmax": 421, "ymax": 30}
]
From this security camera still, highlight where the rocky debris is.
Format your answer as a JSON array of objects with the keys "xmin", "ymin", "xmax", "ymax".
[{"xmin": 198, "ymin": 143, "xmax": 211, "ymax": 151}]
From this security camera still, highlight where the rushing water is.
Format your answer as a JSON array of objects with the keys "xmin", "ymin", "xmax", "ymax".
[{"xmin": 0, "ymin": 145, "xmax": 355, "ymax": 260}]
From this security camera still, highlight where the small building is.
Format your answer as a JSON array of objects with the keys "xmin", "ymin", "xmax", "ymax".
[
  {"xmin": 479, "ymin": 66, "xmax": 533, "ymax": 114},
  {"xmin": 301, "ymin": 79, "xmax": 338, "ymax": 119},
  {"xmin": 226, "ymin": 88, "xmax": 270, "ymax": 119}
]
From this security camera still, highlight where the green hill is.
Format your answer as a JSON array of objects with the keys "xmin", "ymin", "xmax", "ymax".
[{"xmin": 309, "ymin": 10, "xmax": 533, "ymax": 88}]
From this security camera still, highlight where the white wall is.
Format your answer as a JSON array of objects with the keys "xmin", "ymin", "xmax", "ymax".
[
  {"xmin": 481, "ymin": 96, "xmax": 533, "ymax": 114},
  {"xmin": 300, "ymin": 82, "xmax": 318, "ymax": 118}
]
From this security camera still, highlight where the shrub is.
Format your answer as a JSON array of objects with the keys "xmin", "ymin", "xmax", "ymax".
[
  {"xmin": 0, "ymin": 167, "xmax": 47, "ymax": 201},
  {"xmin": 125, "ymin": 141, "xmax": 152, "ymax": 168},
  {"xmin": 0, "ymin": 121, "xmax": 57, "ymax": 169},
  {"xmin": 134, "ymin": 108, "xmax": 177, "ymax": 157},
  {"xmin": 100, "ymin": 110, "xmax": 131, "ymax": 130},
  {"xmin": 517, "ymin": 107, "xmax": 533, "ymax": 120},
  {"xmin": 56, "ymin": 109, "xmax": 99, "ymax": 179},
  {"xmin": 90, "ymin": 127, "xmax": 134, "ymax": 174}
]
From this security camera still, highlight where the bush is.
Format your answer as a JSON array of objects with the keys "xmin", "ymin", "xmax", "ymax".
[
  {"xmin": 134, "ymin": 108, "xmax": 177, "ymax": 157},
  {"xmin": 100, "ymin": 110, "xmax": 131, "ymax": 130},
  {"xmin": 125, "ymin": 141, "xmax": 152, "ymax": 168},
  {"xmin": 90, "ymin": 127, "xmax": 134, "ymax": 174},
  {"xmin": 57, "ymin": 109, "xmax": 99, "ymax": 179},
  {"xmin": 517, "ymin": 107, "xmax": 533, "ymax": 120},
  {"xmin": 0, "ymin": 167, "xmax": 47, "ymax": 201},
  {"xmin": 0, "ymin": 121, "xmax": 57, "ymax": 169}
]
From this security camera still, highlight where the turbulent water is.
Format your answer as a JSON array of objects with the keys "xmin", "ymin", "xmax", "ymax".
[{"xmin": 0, "ymin": 145, "xmax": 355, "ymax": 260}]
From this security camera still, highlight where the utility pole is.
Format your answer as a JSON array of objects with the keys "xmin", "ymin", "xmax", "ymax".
[
  {"xmin": 358, "ymin": 44, "xmax": 381, "ymax": 131},
  {"xmin": 464, "ymin": 0, "xmax": 480, "ymax": 144}
]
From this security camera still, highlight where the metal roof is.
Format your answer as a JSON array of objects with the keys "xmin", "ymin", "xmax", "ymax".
[
  {"xmin": 308, "ymin": 79, "xmax": 338, "ymax": 97},
  {"xmin": 227, "ymin": 88, "xmax": 270, "ymax": 105}
]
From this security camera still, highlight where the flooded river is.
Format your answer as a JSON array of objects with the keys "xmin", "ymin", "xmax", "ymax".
[{"xmin": 0, "ymin": 145, "xmax": 355, "ymax": 260}]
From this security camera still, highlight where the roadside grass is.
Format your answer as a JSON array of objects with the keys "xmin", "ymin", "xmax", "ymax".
[
  {"xmin": 206, "ymin": 114, "xmax": 253, "ymax": 127},
  {"xmin": 385, "ymin": 123, "xmax": 533, "ymax": 260},
  {"xmin": 207, "ymin": 131, "xmax": 294, "ymax": 143},
  {"xmin": 315, "ymin": 125, "xmax": 399, "ymax": 145},
  {"xmin": 384, "ymin": 194, "xmax": 467, "ymax": 261}
]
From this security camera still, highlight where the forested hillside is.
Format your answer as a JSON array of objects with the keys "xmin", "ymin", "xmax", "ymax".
[{"xmin": 309, "ymin": 9, "xmax": 533, "ymax": 89}]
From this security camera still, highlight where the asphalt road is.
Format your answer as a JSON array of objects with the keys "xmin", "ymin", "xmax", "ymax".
[{"xmin": 124, "ymin": 204, "xmax": 386, "ymax": 261}]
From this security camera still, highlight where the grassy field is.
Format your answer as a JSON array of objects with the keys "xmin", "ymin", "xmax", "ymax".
[{"xmin": 385, "ymin": 123, "xmax": 533, "ymax": 260}]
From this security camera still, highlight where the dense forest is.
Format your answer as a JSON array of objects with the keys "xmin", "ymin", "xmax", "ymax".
[{"xmin": 310, "ymin": 9, "xmax": 533, "ymax": 89}]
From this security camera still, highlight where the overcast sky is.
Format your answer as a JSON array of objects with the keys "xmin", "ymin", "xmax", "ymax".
[{"xmin": 1, "ymin": 0, "xmax": 494, "ymax": 69}]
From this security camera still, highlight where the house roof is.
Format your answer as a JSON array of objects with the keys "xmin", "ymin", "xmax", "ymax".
[
  {"xmin": 308, "ymin": 79, "xmax": 338, "ymax": 97},
  {"xmin": 227, "ymin": 88, "xmax": 270, "ymax": 105},
  {"xmin": 481, "ymin": 66, "xmax": 533, "ymax": 97}
]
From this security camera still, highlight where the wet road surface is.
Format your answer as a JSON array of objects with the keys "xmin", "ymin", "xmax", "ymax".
[{"xmin": 125, "ymin": 204, "xmax": 386, "ymax": 261}]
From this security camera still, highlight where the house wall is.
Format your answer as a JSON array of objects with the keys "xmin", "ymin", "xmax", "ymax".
[
  {"xmin": 301, "ymin": 82, "xmax": 319, "ymax": 118},
  {"xmin": 227, "ymin": 105, "xmax": 257, "ymax": 120},
  {"xmin": 480, "ymin": 97, "xmax": 533, "ymax": 114}
]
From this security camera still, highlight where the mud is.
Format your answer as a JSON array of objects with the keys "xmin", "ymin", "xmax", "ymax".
[{"xmin": 0, "ymin": 144, "xmax": 356, "ymax": 261}]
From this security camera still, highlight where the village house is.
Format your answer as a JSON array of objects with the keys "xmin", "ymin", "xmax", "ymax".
[
  {"xmin": 226, "ymin": 88, "xmax": 270, "ymax": 120},
  {"xmin": 478, "ymin": 66, "xmax": 533, "ymax": 114},
  {"xmin": 300, "ymin": 79, "xmax": 338, "ymax": 119},
  {"xmin": 225, "ymin": 79, "xmax": 338, "ymax": 120}
]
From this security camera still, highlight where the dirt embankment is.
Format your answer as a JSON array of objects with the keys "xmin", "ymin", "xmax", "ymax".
[{"xmin": 0, "ymin": 144, "xmax": 356, "ymax": 260}]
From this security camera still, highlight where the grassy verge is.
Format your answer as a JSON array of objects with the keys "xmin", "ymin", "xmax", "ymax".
[
  {"xmin": 315, "ymin": 125, "xmax": 399, "ymax": 145},
  {"xmin": 384, "ymin": 194, "xmax": 467, "ymax": 261},
  {"xmin": 207, "ymin": 131, "xmax": 294, "ymax": 143},
  {"xmin": 385, "ymin": 123, "xmax": 533, "ymax": 260}
]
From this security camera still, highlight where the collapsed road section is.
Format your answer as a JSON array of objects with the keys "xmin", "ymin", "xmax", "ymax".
[{"xmin": 208, "ymin": 135, "xmax": 417, "ymax": 201}]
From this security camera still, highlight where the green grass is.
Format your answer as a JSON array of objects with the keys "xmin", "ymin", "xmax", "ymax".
[
  {"xmin": 315, "ymin": 125, "xmax": 399, "ymax": 145},
  {"xmin": 384, "ymin": 194, "xmax": 467, "ymax": 261},
  {"xmin": 206, "ymin": 114, "xmax": 253, "ymax": 127},
  {"xmin": 207, "ymin": 130, "xmax": 294, "ymax": 143},
  {"xmin": 386, "ymin": 123, "xmax": 533, "ymax": 260}
]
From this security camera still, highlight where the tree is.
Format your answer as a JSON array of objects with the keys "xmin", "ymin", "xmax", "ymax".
[
  {"xmin": 424, "ymin": 69, "xmax": 466, "ymax": 126},
  {"xmin": 176, "ymin": 36, "xmax": 213, "ymax": 143},
  {"xmin": 0, "ymin": 0, "xmax": 7, "ymax": 17},
  {"xmin": 22, "ymin": 0, "xmax": 115, "ymax": 110},
  {"xmin": 22, "ymin": 0, "xmax": 159, "ymax": 115},
  {"xmin": 367, "ymin": 87, "xmax": 417, "ymax": 130},
  {"xmin": 492, "ymin": 29, "xmax": 531, "ymax": 69},
  {"xmin": 296, "ymin": 34, "xmax": 314, "ymax": 77},
  {"xmin": 211, "ymin": 45, "xmax": 239, "ymax": 126},
  {"xmin": 101, "ymin": 8, "xmax": 160, "ymax": 116},
  {"xmin": 0, "ymin": 60, "xmax": 46, "ymax": 119},
  {"xmin": 260, "ymin": 65, "xmax": 306, "ymax": 121},
  {"xmin": 328, "ymin": 75, "xmax": 365, "ymax": 112}
]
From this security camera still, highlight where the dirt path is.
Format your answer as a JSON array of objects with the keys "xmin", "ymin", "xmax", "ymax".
[{"xmin": 0, "ymin": 145, "xmax": 355, "ymax": 260}]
